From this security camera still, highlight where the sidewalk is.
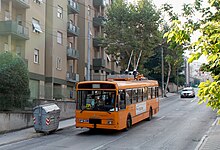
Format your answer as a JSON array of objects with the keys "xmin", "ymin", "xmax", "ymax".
[
  {"xmin": 0, "ymin": 118, "xmax": 75, "ymax": 146},
  {"xmin": 195, "ymin": 117, "xmax": 220, "ymax": 150},
  {"xmin": 160, "ymin": 92, "xmax": 178, "ymax": 100}
]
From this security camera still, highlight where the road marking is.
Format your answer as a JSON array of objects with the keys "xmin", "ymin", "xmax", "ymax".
[
  {"xmin": 157, "ymin": 116, "xmax": 165, "ymax": 121},
  {"xmin": 191, "ymin": 98, "xmax": 196, "ymax": 103},
  {"xmin": 194, "ymin": 117, "xmax": 218, "ymax": 150},
  {"xmin": 212, "ymin": 117, "xmax": 218, "ymax": 126},
  {"xmin": 92, "ymin": 134, "xmax": 127, "ymax": 150},
  {"xmin": 194, "ymin": 135, "xmax": 208, "ymax": 150}
]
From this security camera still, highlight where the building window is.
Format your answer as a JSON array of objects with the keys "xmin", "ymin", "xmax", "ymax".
[
  {"xmin": 34, "ymin": 49, "xmax": 39, "ymax": 64},
  {"xmin": 33, "ymin": 0, "xmax": 43, "ymax": 4},
  {"xmin": 56, "ymin": 57, "xmax": 62, "ymax": 70},
  {"xmin": 16, "ymin": 46, "xmax": 21, "ymax": 56},
  {"xmin": 57, "ymin": 5, "xmax": 63, "ymax": 18},
  {"xmin": 32, "ymin": 18, "xmax": 42, "ymax": 33},
  {"xmin": 88, "ymin": 5, "xmax": 91, "ymax": 16},
  {"xmin": 5, "ymin": 11, "xmax": 10, "ymax": 21},
  {"xmin": 57, "ymin": 31, "xmax": 63, "ymax": 44},
  {"xmin": 69, "ymin": 42, "xmax": 72, "ymax": 48},
  {"xmin": 4, "ymin": 43, "xmax": 8, "ymax": 51}
]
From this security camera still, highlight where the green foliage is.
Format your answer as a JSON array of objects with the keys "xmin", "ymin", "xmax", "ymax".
[
  {"xmin": 163, "ymin": 0, "xmax": 220, "ymax": 114},
  {"xmin": 105, "ymin": 0, "xmax": 161, "ymax": 71},
  {"xmin": 0, "ymin": 52, "xmax": 30, "ymax": 111}
]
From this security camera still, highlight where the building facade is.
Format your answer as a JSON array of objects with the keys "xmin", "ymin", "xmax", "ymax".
[
  {"xmin": 0, "ymin": 0, "xmax": 120, "ymax": 101},
  {"xmin": 78, "ymin": 0, "xmax": 120, "ymax": 81}
]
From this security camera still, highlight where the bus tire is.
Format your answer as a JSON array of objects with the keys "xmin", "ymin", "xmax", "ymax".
[
  {"xmin": 147, "ymin": 108, "xmax": 153, "ymax": 121},
  {"xmin": 125, "ymin": 115, "xmax": 132, "ymax": 131}
]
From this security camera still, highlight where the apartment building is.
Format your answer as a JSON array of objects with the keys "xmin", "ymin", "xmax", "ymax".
[
  {"xmin": 45, "ymin": 0, "xmax": 80, "ymax": 100},
  {"xmin": 0, "ymin": 0, "xmax": 120, "ymax": 101},
  {"xmin": 0, "ymin": 0, "xmax": 80, "ymax": 100},
  {"xmin": 0, "ymin": 0, "xmax": 46, "ymax": 100},
  {"xmin": 78, "ymin": 0, "xmax": 120, "ymax": 81}
]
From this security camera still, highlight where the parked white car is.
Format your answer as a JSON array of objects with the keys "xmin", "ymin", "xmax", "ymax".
[{"xmin": 180, "ymin": 87, "xmax": 195, "ymax": 98}]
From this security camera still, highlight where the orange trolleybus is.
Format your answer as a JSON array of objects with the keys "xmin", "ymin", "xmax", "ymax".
[{"xmin": 75, "ymin": 74, "xmax": 159, "ymax": 130}]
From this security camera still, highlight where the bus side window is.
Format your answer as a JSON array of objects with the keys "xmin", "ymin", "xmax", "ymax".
[
  {"xmin": 155, "ymin": 87, "xmax": 158, "ymax": 98},
  {"xmin": 132, "ymin": 89, "xmax": 137, "ymax": 104},
  {"xmin": 138, "ymin": 88, "xmax": 143, "ymax": 102},
  {"xmin": 148, "ymin": 87, "xmax": 151, "ymax": 99},
  {"xmin": 152, "ymin": 87, "xmax": 155, "ymax": 98},
  {"xmin": 126, "ymin": 90, "xmax": 132, "ymax": 105},
  {"xmin": 151, "ymin": 88, "xmax": 153, "ymax": 99},
  {"xmin": 143, "ymin": 87, "xmax": 148, "ymax": 100},
  {"xmin": 119, "ymin": 90, "xmax": 126, "ymax": 109}
]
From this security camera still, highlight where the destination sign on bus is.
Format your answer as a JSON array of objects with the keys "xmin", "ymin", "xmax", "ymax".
[{"xmin": 78, "ymin": 83, "xmax": 115, "ymax": 89}]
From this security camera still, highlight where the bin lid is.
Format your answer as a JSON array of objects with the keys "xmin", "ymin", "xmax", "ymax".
[{"xmin": 34, "ymin": 103, "xmax": 60, "ymax": 113}]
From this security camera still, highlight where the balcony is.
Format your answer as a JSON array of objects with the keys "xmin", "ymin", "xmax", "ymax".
[
  {"xmin": 67, "ymin": 47, "xmax": 79, "ymax": 60},
  {"xmin": 67, "ymin": 22, "xmax": 80, "ymax": 37},
  {"xmin": 93, "ymin": 16, "xmax": 106, "ymax": 27},
  {"xmin": 12, "ymin": 0, "xmax": 30, "ymax": 9},
  {"xmin": 0, "ymin": 21, "xmax": 29, "ymax": 40},
  {"xmin": 66, "ymin": 72, "xmax": 79, "ymax": 82},
  {"xmin": 93, "ymin": 0, "xmax": 106, "ymax": 8},
  {"xmin": 93, "ymin": 58, "xmax": 106, "ymax": 68},
  {"xmin": 93, "ymin": 37, "xmax": 107, "ymax": 48},
  {"xmin": 67, "ymin": 0, "xmax": 80, "ymax": 14}
]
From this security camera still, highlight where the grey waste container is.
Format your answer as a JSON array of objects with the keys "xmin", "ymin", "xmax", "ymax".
[{"xmin": 33, "ymin": 103, "xmax": 60, "ymax": 134}]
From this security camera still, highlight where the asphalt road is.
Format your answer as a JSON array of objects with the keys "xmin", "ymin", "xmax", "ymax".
[{"xmin": 0, "ymin": 92, "xmax": 217, "ymax": 150}]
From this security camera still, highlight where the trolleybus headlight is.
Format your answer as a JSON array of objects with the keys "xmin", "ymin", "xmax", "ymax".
[{"xmin": 107, "ymin": 120, "xmax": 113, "ymax": 124}]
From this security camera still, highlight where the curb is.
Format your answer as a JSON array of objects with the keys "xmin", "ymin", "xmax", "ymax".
[
  {"xmin": 0, "ymin": 132, "xmax": 43, "ymax": 147},
  {"xmin": 0, "ymin": 122, "xmax": 75, "ymax": 147},
  {"xmin": 194, "ymin": 117, "xmax": 219, "ymax": 150}
]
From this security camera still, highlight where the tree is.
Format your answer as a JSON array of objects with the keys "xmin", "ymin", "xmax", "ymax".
[
  {"xmin": 0, "ymin": 52, "xmax": 30, "ymax": 111},
  {"xmin": 163, "ymin": 0, "xmax": 220, "ymax": 113},
  {"xmin": 104, "ymin": 0, "xmax": 161, "ymax": 72}
]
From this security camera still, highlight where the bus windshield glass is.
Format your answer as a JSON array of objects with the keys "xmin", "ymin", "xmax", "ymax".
[{"xmin": 78, "ymin": 90, "xmax": 116, "ymax": 111}]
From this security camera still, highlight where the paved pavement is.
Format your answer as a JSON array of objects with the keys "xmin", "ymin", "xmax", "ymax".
[
  {"xmin": 0, "ymin": 118, "xmax": 75, "ymax": 146},
  {"xmin": 0, "ymin": 93, "xmax": 219, "ymax": 150}
]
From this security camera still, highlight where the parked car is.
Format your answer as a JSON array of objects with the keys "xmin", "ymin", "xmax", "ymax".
[{"xmin": 180, "ymin": 87, "xmax": 195, "ymax": 98}]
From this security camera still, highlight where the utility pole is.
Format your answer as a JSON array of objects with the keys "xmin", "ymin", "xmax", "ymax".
[{"xmin": 161, "ymin": 46, "xmax": 164, "ymax": 98}]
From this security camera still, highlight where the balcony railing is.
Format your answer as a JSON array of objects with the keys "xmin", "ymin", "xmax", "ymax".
[
  {"xmin": 67, "ymin": 22, "xmax": 80, "ymax": 37},
  {"xmin": 93, "ymin": 58, "xmax": 106, "ymax": 68},
  {"xmin": 66, "ymin": 72, "xmax": 79, "ymax": 82},
  {"xmin": 14, "ymin": 0, "xmax": 30, "ymax": 9},
  {"xmin": 68, "ymin": 0, "xmax": 80, "ymax": 14},
  {"xmin": 0, "ymin": 20, "xmax": 29, "ymax": 40},
  {"xmin": 93, "ymin": 0, "xmax": 106, "ymax": 8},
  {"xmin": 93, "ymin": 37, "xmax": 107, "ymax": 48},
  {"xmin": 93, "ymin": 16, "xmax": 106, "ymax": 27},
  {"xmin": 67, "ymin": 47, "xmax": 79, "ymax": 60}
]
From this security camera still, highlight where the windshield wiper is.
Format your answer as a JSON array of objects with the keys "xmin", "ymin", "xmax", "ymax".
[
  {"xmin": 106, "ymin": 111, "xmax": 111, "ymax": 114},
  {"xmin": 80, "ymin": 108, "xmax": 87, "ymax": 113}
]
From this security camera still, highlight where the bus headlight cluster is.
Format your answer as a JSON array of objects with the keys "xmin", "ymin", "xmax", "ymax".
[{"xmin": 107, "ymin": 120, "xmax": 113, "ymax": 125}]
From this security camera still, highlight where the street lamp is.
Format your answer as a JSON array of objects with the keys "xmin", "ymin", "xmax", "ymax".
[{"xmin": 161, "ymin": 45, "xmax": 164, "ymax": 98}]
